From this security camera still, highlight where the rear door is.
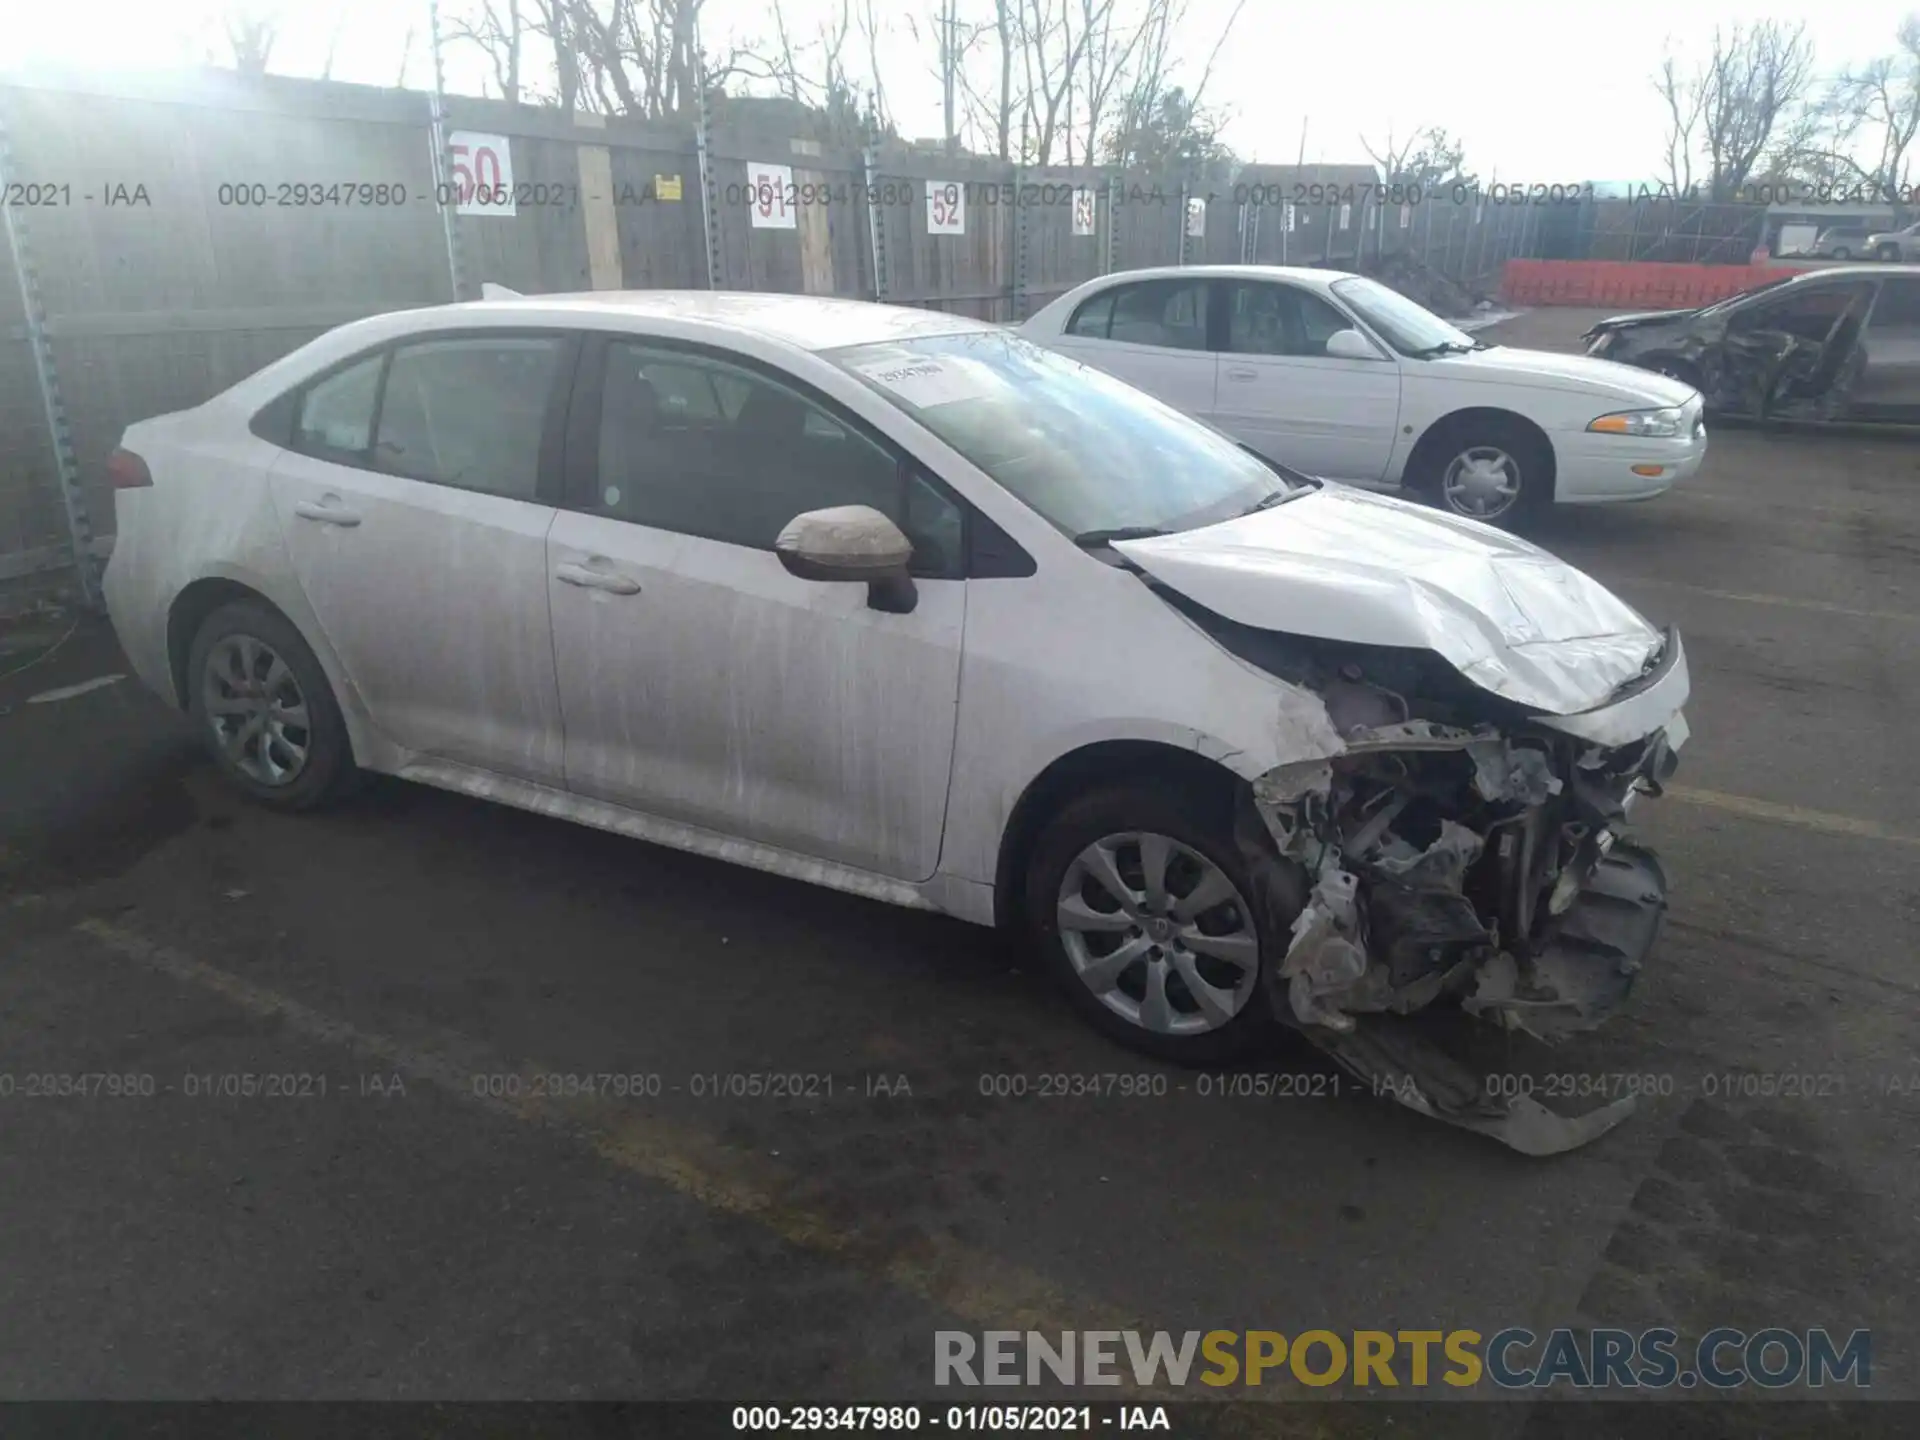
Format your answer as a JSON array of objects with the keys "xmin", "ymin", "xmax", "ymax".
[
  {"xmin": 1852, "ymin": 277, "xmax": 1920, "ymax": 423},
  {"xmin": 1042, "ymin": 277, "xmax": 1218, "ymax": 420},
  {"xmin": 1211, "ymin": 279, "xmax": 1402, "ymax": 481},
  {"xmin": 1713, "ymin": 281, "xmax": 1874, "ymax": 420},
  {"xmin": 268, "ymin": 332, "xmax": 573, "ymax": 783}
]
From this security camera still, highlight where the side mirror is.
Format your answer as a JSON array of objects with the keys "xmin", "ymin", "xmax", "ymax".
[
  {"xmin": 775, "ymin": 504, "xmax": 918, "ymax": 614},
  {"xmin": 1324, "ymin": 328, "xmax": 1386, "ymax": 361}
]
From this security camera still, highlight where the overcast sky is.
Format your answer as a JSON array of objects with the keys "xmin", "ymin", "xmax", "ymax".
[{"xmin": 7, "ymin": 0, "xmax": 1916, "ymax": 181}]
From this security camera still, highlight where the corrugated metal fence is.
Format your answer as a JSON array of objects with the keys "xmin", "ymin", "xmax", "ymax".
[{"xmin": 0, "ymin": 68, "xmax": 1560, "ymax": 602}]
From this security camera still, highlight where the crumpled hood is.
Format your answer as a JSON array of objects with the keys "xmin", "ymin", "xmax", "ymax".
[{"xmin": 1113, "ymin": 486, "xmax": 1663, "ymax": 715}]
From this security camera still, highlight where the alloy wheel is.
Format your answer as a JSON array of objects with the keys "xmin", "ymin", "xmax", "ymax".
[
  {"xmin": 1055, "ymin": 831, "xmax": 1259, "ymax": 1036},
  {"xmin": 1441, "ymin": 444, "xmax": 1522, "ymax": 519},
  {"xmin": 203, "ymin": 634, "xmax": 311, "ymax": 786}
]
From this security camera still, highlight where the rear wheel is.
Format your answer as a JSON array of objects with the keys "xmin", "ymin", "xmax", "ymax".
[
  {"xmin": 187, "ymin": 600, "xmax": 358, "ymax": 811},
  {"xmin": 1025, "ymin": 782, "xmax": 1286, "ymax": 1064},
  {"xmin": 1418, "ymin": 417, "xmax": 1552, "ymax": 527}
]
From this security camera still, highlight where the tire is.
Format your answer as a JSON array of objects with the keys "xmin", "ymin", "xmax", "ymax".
[
  {"xmin": 1417, "ymin": 416, "xmax": 1552, "ymax": 528},
  {"xmin": 186, "ymin": 599, "xmax": 358, "ymax": 811},
  {"xmin": 1829, "ymin": 246, "xmax": 1851, "ymax": 261},
  {"xmin": 1025, "ymin": 780, "xmax": 1290, "ymax": 1065},
  {"xmin": 1877, "ymin": 244, "xmax": 1900, "ymax": 262}
]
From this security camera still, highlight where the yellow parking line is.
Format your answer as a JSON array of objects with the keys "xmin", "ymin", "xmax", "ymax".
[
  {"xmin": 1665, "ymin": 785, "xmax": 1920, "ymax": 847},
  {"xmin": 1606, "ymin": 575, "xmax": 1920, "ymax": 625},
  {"xmin": 74, "ymin": 918, "xmax": 1133, "ymax": 1339}
]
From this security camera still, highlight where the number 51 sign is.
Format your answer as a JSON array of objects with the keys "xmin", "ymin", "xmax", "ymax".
[{"xmin": 446, "ymin": 130, "xmax": 515, "ymax": 216}]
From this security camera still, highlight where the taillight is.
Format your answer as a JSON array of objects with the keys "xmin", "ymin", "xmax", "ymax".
[{"xmin": 107, "ymin": 447, "xmax": 152, "ymax": 489}]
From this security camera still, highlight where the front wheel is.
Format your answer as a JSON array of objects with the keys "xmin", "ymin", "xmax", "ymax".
[
  {"xmin": 1829, "ymin": 246, "xmax": 1852, "ymax": 260},
  {"xmin": 1419, "ymin": 419, "xmax": 1552, "ymax": 527},
  {"xmin": 1877, "ymin": 244, "xmax": 1901, "ymax": 262},
  {"xmin": 1025, "ymin": 782, "xmax": 1288, "ymax": 1064}
]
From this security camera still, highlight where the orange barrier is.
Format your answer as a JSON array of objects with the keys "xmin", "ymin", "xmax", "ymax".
[{"xmin": 1500, "ymin": 259, "xmax": 1812, "ymax": 309}]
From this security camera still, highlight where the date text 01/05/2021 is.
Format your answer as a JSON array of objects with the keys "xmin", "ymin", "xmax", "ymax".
[{"xmin": 729, "ymin": 1405, "xmax": 1168, "ymax": 1431}]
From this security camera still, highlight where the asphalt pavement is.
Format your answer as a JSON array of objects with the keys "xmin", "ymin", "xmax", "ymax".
[{"xmin": 1, "ymin": 307, "xmax": 1916, "ymax": 1422}]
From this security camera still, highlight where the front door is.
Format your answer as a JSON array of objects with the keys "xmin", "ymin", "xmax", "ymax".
[
  {"xmin": 269, "ymin": 333, "xmax": 571, "ymax": 783},
  {"xmin": 1211, "ymin": 280, "xmax": 1402, "ymax": 481},
  {"xmin": 545, "ymin": 337, "xmax": 966, "ymax": 882}
]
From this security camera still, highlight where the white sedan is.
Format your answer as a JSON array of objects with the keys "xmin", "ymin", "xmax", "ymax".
[
  {"xmin": 1021, "ymin": 265, "xmax": 1707, "ymax": 525},
  {"xmin": 102, "ymin": 292, "xmax": 1690, "ymax": 1151}
]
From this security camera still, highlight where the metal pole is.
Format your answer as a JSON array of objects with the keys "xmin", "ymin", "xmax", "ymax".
[
  {"xmin": 0, "ymin": 117, "xmax": 96, "ymax": 605},
  {"xmin": 1103, "ymin": 172, "xmax": 1120, "ymax": 274},
  {"xmin": 695, "ymin": 63, "xmax": 723, "ymax": 289},
  {"xmin": 862, "ymin": 127, "xmax": 887, "ymax": 302},
  {"xmin": 426, "ymin": 0, "xmax": 468, "ymax": 302},
  {"xmin": 1177, "ymin": 179, "xmax": 1190, "ymax": 265}
]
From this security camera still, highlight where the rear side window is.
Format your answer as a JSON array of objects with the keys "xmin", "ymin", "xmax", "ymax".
[
  {"xmin": 293, "ymin": 355, "xmax": 382, "ymax": 463},
  {"xmin": 1104, "ymin": 279, "xmax": 1208, "ymax": 350},
  {"xmin": 1066, "ymin": 291, "xmax": 1115, "ymax": 338},
  {"xmin": 373, "ymin": 337, "xmax": 562, "ymax": 499}
]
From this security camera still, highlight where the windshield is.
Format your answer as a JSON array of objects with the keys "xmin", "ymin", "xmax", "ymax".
[
  {"xmin": 1329, "ymin": 276, "xmax": 1476, "ymax": 356},
  {"xmin": 827, "ymin": 329, "xmax": 1299, "ymax": 540}
]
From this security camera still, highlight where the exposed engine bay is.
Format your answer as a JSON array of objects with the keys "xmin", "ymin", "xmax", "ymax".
[{"xmin": 1187, "ymin": 602, "xmax": 1684, "ymax": 1155}]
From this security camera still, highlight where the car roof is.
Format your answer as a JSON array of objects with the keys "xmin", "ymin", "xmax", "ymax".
[
  {"xmin": 1778, "ymin": 262, "xmax": 1912, "ymax": 279},
  {"xmin": 410, "ymin": 290, "xmax": 998, "ymax": 352},
  {"xmin": 1072, "ymin": 264, "xmax": 1356, "ymax": 291}
]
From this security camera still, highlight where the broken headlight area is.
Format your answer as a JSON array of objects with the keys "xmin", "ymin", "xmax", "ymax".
[{"xmin": 1247, "ymin": 662, "xmax": 1677, "ymax": 1154}]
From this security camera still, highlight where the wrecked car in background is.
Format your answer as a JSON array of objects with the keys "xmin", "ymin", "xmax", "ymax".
[
  {"xmin": 102, "ymin": 293, "xmax": 1688, "ymax": 1160},
  {"xmin": 1586, "ymin": 264, "xmax": 1920, "ymax": 424}
]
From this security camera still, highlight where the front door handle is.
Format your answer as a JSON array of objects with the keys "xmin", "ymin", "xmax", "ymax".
[
  {"xmin": 555, "ymin": 561, "xmax": 641, "ymax": 595},
  {"xmin": 1224, "ymin": 367, "xmax": 1259, "ymax": 381},
  {"xmin": 293, "ymin": 498, "xmax": 362, "ymax": 527}
]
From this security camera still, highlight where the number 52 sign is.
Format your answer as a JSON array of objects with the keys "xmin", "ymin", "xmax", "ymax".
[
  {"xmin": 446, "ymin": 131, "xmax": 516, "ymax": 216},
  {"xmin": 927, "ymin": 180, "xmax": 965, "ymax": 235}
]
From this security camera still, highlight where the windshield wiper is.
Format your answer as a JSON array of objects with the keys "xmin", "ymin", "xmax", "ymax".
[
  {"xmin": 1236, "ymin": 488, "xmax": 1300, "ymax": 517},
  {"xmin": 1072, "ymin": 525, "xmax": 1171, "ymax": 548},
  {"xmin": 1408, "ymin": 339, "xmax": 1480, "ymax": 358}
]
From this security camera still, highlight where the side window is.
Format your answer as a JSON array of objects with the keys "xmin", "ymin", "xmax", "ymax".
[
  {"xmin": 294, "ymin": 354, "xmax": 383, "ymax": 463},
  {"xmin": 1106, "ymin": 279, "xmax": 1209, "ymax": 350},
  {"xmin": 374, "ymin": 336, "xmax": 562, "ymax": 498},
  {"xmin": 1066, "ymin": 291, "xmax": 1116, "ymax": 338},
  {"xmin": 1226, "ymin": 283, "xmax": 1354, "ymax": 357},
  {"xmin": 591, "ymin": 342, "xmax": 964, "ymax": 576},
  {"xmin": 1868, "ymin": 280, "xmax": 1920, "ymax": 333},
  {"xmin": 1730, "ymin": 286, "xmax": 1867, "ymax": 343}
]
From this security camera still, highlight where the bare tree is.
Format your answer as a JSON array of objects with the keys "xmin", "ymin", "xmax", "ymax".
[
  {"xmin": 220, "ymin": 2, "xmax": 279, "ymax": 74},
  {"xmin": 1361, "ymin": 125, "xmax": 1472, "ymax": 190},
  {"xmin": 905, "ymin": 0, "xmax": 985, "ymax": 154},
  {"xmin": 1827, "ymin": 16, "xmax": 1920, "ymax": 197},
  {"xmin": 1656, "ymin": 22, "xmax": 1815, "ymax": 200},
  {"xmin": 446, "ymin": 0, "xmax": 526, "ymax": 102},
  {"xmin": 1655, "ymin": 52, "xmax": 1706, "ymax": 197}
]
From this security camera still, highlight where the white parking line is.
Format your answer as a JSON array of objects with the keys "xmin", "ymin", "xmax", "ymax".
[
  {"xmin": 73, "ymin": 917, "xmax": 1132, "ymax": 1343},
  {"xmin": 1605, "ymin": 575, "xmax": 1920, "ymax": 625},
  {"xmin": 1666, "ymin": 785, "xmax": 1920, "ymax": 848}
]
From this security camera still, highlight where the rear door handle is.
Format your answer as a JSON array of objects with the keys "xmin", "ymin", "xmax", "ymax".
[
  {"xmin": 293, "ymin": 498, "xmax": 362, "ymax": 527},
  {"xmin": 1225, "ymin": 367, "xmax": 1258, "ymax": 381},
  {"xmin": 555, "ymin": 561, "xmax": 641, "ymax": 595}
]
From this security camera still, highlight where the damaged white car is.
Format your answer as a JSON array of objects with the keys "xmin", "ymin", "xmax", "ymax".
[{"xmin": 102, "ymin": 294, "xmax": 1688, "ymax": 1154}]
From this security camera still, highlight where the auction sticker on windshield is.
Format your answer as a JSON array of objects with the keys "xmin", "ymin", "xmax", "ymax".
[{"xmin": 853, "ymin": 356, "xmax": 990, "ymax": 408}]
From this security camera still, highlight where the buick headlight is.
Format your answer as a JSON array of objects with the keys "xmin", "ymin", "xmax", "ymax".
[{"xmin": 1588, "ymin": 406, "xmax": 1685, "ymax": 438}]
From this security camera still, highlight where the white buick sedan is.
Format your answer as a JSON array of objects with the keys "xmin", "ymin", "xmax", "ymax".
[
  {"xmin": 1021, "ymin": 265, "xmax": 1707, "ymax": 525},
  {"xmin": 103, "ymin": 293, "xmax": 1691, "ymax": 1151}
]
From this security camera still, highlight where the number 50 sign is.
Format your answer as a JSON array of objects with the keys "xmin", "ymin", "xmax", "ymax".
[{"xmin": 446, "ymin": 131, "xmax": 516, "ymax": 216}]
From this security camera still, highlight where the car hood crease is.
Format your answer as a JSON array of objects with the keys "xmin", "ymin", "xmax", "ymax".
[{"xmin": 1112, "ymin": 487, "xmax": 1663, "ymax": 716}]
